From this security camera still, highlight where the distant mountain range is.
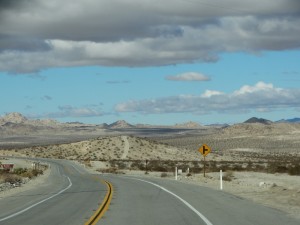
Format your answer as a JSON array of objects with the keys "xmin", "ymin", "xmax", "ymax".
[
  {"xmin": 0, "ymin": 113, "xmax": 299, "ymax": 136},
  {"xmin": 243, "ymin": 117, "xmax": 300, "ymax": 124},
  {"xmin": 276, "ymin": 118, "xmax": 300, "ymax": 123},
  {"xmin": 0, "ymin": 112, "xmax": 62, "ymax": 127},
  {"xmin": 0, "ymin": 112, "xmax": 206, "ymax": 131}
]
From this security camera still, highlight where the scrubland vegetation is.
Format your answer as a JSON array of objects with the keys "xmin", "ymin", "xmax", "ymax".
[
  {"xmin": 92, "ymin": 158, "xmax": 300, "ymax": 177},
  {"xmin": 0, "ymin": 168, "xmax": 44, "ymax": 186}
]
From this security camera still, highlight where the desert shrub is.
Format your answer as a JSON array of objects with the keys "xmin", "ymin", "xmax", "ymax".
[
  {"xmin": 206, "ymin": 161, "xmax": 220, "ymax": 172},
  {"xmin": 288, "ymin": 165, "xmax": 300, "ymax": 175},
  {"xmin": 190, "ymin": 167, "xmax": 202, "ymax": 173},
  {"xmin": 13, "ymin": 168, "xmax": 28, "ymax": 175},
  {"xmin": 116, "ymin": 161, "xmax": 127, "ymax": 170},
  {"xmin": 192, "ymin": 161, "xmax": 200, "ymax": 167},
  {"xmin": 130, "ymin": 161, "xmax": 145, "ymax": 170},
  {"xmin": 97, "ymin": 167, "xmax": 118, "ymax": 174},
  {"xmin": 148, "ymin": 161, "xmax": 168, "ymax": 172},
  {"xmin": 20, "ymin": 169, "xmax": 43, "ymax": 179},
  {"xmin": 84, "ymin": 160, "xmax": 92, "ymax": 167},
  {"xmin": 253, "ymin": 164, "xmax": 267, "ymax": 172},
  {"xmin": 267, "ymin": 163, "xmax": 288, "ymax": 174},
  {"xmin": 231, "ymin": 164, "xmax": 244, "ymax": 171},
  {"xmin": 4, "ymin": 174, "xmax": 21, "ymax": 184},
  {"xmin": 161, "ymin": 172, "xmax": 168, "ymax": 177},
  {"xmin": 151, "ymin": 165, "xmax": 168, "ymax": 172},
  {"xmin": 31, "ymin": 169, "xmax": 43, "ymax": 177},
  {"xmin": 223, "ymin": 170, "xmax": 234, "ymax": 181}
]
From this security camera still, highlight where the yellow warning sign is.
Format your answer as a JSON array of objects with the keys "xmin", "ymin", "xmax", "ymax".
[{"xmin": 198, "ymin": 144, "xmax": 211, "ymax": 157}]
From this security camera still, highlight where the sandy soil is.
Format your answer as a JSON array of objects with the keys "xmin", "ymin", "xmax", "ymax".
[{"xmin": 0, "ymin": 158, "xmax": 50, "ymax": 199}]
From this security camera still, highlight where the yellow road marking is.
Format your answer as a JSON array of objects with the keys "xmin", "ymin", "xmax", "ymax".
[{"xmin": 84, "ymin": 180, "xmax": 113, "ymax": 225}]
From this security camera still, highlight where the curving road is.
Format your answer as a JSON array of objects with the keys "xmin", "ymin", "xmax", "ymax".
[
  {"xmin": 100, "ymin": 175, "xmax": 300, "ymax": 225},
  {"xmin": 0, "ymin": 159, "xmax": 107, "ymax": 225},
  {"xmin": 1, "ymin": 159, "xmax": 299, "ymax": 225}
]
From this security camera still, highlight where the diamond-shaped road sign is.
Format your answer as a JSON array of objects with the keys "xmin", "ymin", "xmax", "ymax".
[{"xmin": 198, "ymin": 144, "xmax": 211, "ymax": 157}]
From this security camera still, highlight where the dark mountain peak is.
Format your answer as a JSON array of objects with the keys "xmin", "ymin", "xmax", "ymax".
[
  {"xmin": 108, "ymin": 120, "xmax": 134, "ymax": 129},
  {"xmin": 244, "ymin": 117, "xmax": 272, "ymax": 125}
]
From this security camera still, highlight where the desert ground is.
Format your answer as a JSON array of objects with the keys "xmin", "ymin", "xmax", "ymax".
[
  {"xmin": 0, "ymin": 120, "xmax": 299, "ymax": 220},
  {"xmin": 0, "ymin": 157, "xmax": 50, "ymax": 199}
]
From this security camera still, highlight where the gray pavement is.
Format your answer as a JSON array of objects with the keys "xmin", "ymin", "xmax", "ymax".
[
  {"xmin": 101, "ymin": 175, "xmax": 300, "ymax": 225},
  {"xmin": 0, "ymin": 159, "xmax": 107, "ymax": 225},
  {"xmin": 1, "ymin": 160, "xmax": 300, "ymax": 225}
]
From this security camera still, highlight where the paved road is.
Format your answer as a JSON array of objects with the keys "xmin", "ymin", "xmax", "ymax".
[
  {"xmin": 0, "ymin": 159, "xmax": 107, "ymax": 225},
  {"xmin": 1, "ymin": 159, "xmax": 300, "ymax": 225},
  {"xmin": 101, "ymin": 175, "xmax": 300, "ymax": 225}
]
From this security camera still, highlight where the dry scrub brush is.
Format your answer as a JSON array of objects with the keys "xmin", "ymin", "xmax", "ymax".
[{"xmin": 0, "ymin": 168, "xmax": 43, "ymax": 184}]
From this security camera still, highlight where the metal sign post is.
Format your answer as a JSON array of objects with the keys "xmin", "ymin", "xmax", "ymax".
[
  {"xmin": 203, "ymin": 156, "xmax": 206, "ymax": 177},
  {"xmin": 198, "ymin": 144, "xmax": 211, "ymax": 178}
]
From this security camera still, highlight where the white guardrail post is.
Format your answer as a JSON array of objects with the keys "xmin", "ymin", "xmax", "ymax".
[
  {"xmin": 220, "ymin": 170, "xmax": 223, "ymax": 190},
  {"xmin": 175, "ymin": 167, "xmax": 178, "ymax": 180}
]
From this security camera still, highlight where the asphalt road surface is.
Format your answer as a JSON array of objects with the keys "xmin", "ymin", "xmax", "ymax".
[
  {"xmin": 1, "ymin": 159, "xmax": 299, "ymax": 225},
  {"xmin": 0, "ymin": 159, "xmax": 107, "ymax": 225},
  {"xmin": 101, "ymin": 175, "xmax": 300, "ymax": 225}
]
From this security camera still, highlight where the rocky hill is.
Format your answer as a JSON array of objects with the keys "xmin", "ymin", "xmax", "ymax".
[
  {"xmin": 0, "ymin": 136, "xmax": 199, "ymax": 161},
  {"xmin": 0, "ymin": 112, "xmax": 102, "ymax": 136},
  {"xmin": 107, "ymin": 120, "xmax": 134, "ymax": 129},
  {"xmin": 0, "ymin": 112, "xmax": 28, "ymax": 124},
  {"xmin": 174, "ymin": 121, "xmax": 203, "ymax": 129},
  {"xmin": 244, "ymin": 117, "xmax": 272, "ymax": 125},
  {"xmin": 277, "ymin": 118, "xmax": 300, "ymax": 123},
  {"xmin": 0, "ymin": 112, "xmax": 61, "ymax": 127},
  {"xmin": 222, "ymin": 122, "xmax": 300, "ymax": 136}
]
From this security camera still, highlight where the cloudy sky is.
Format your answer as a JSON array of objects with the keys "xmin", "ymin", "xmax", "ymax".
[{"xmin": 0, "ymin": 0, "xmax": 299, "ymax": 125}]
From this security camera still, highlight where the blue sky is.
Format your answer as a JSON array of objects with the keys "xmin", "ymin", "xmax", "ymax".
[{"xmin": 0, "ymin": 0, "xmax": 299, "ymax": 125}]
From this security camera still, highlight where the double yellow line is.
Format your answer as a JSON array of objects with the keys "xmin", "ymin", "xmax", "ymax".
[{"xmin": 85, "ymin": 180, "xmax": 113, "ymax": 225}]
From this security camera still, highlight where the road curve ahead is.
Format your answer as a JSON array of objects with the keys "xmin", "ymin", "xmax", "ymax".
[
  {"xmin": 1, "ymin": 160, "xmax": 300, "ymax": 225},
  {"xmin": 100, "ymin": 175, "xmax": 300, "ymax": 225},
  {"xmin": 0, "ymin": 159, "xmax": 108, "ymax": 225}
]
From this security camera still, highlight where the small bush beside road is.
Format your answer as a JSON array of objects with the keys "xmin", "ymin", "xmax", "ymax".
[{"xmin": 0, "ymin": 167, "xmax": 45, "ymax": 191}]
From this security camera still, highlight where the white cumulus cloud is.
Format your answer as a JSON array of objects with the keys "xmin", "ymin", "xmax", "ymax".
[
  {"xmin": 115, "ymin": 82, "xmax": 300, "ymax": 114},
  {"xmin": 45, "ymin": 105, "xmax": 103, "ymax": 118},
  {"xmin": 166, "ymin": 72, "xmax": 211, "ymax": 81},
  {"xmin": 0, "ymin": 0, "xmax": 299, "ymax": 73},
  {"xmin": 201, "ymin": 90, "xmax": 224, "ymax": 98}
]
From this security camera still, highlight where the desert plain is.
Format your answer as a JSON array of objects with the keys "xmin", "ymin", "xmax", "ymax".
[{"xmin": 0, "ymin": 113, "xmax": 300, "ymax": 220}]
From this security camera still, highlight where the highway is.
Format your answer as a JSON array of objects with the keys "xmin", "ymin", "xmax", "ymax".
[
  {"xmin": 0, "ymin": 159, "xmax": 107, "ymax": 225},
  {"xmin": 1, "ymin": 159, "xmax": 300, "ymax": 225},
  {"xmin": 100, "ymin": 175, "xmax": 300, "ymax": 225}
]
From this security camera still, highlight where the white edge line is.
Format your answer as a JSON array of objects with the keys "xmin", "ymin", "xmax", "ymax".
[
  {"xmin": 0, "ymin": 176, "xmax": 72, "ymax": 222},
  {"xmin": 132, "ymin": 178, "xmax": 213, "ymax": 225}
]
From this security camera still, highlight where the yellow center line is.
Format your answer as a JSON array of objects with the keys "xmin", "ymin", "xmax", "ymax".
[{"xmin": 84, "ymin": 179, "xmax": 113, "ymax": 225}]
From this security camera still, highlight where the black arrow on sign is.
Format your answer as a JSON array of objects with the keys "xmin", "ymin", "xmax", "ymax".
[{"xmin": 202, "ymin": 146, "xmax": 208, "ymax": 154}]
